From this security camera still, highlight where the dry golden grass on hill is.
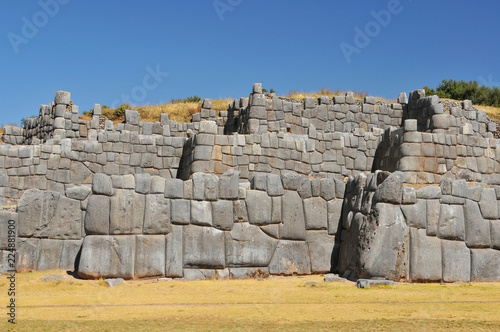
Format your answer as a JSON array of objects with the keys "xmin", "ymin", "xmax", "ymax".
[{"xmin": 1, "ymin": 270, "xmax": 500, "ymax": 331}]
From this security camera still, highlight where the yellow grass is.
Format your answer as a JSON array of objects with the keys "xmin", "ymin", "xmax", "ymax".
[
  {"xmin": 2, "ymin": 270, "xmax": 500, "ymax": 331},
  {"xmin": 286, "ymin": 88, "xmax": 395, "ymax": 104}
]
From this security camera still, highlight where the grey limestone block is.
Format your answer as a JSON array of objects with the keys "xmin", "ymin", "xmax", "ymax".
[
  {"xmin": 437, "ymin": 204, "xmax": 465, "ymax": 240},
  {"xmin": 401, "ymin": 199, "xmax": 427, "ymax": 229},
  {"xmin": 298, "ymin": 178, "xmax": 312, "ymax": 199},
  {"xmin": 440, "ymin": 178, "xmax": 453, "ymax": 195},
  {"xmin": 233, "ymin": 200, "xmax": 248, "ymax": 222},
  {"xmin": 55, "ymin": 91, "xmax": 71, "ymax": 105},
  {"xmin": 306, "ymin": 231, "xmax": 335, "ymax": 273},
  {"xmin": 84, "ymin": 195, "xmax": 110, "ymax": 235},
  {"xmin": 468, "ymin": 185, "xmax": 483, "ymax": 202},
  {"xmin": 150, "ymin": 176, "xmax": 166, "ymax": 194},
  {"xmin": 280, "ymin": 191, "xmax": 307, "ymax": 240},
  {"xmin": 491, "ymin": 220, "xmax": 500, "ymax": 250},
  {"xmin": 190, "ymin": 200, "xmax": 213, "ymax": 226},
  {"xmin": 416, "ymin": 186, "xmax": 442, "ymax": 199},
  {"xmin": 479, "ymin": 188, "xmax": 498, "ymax": 219},
  {"xmin": 225, "ymin": 222, "xmax": 278, "ymax": 267},
  {"xmin": 92, "ymin": 173, "xmax": 114, "ymax": 196},
  {"xmin": 441, "ymin": 240, "xmax": 470, "ymax": 282},
  {"xmin": 229, "ymin": 268, "xmax": 269, "ymax": 280},
  {"xmin": 165, "ymin": 178, "xmax": 184, "ymax": 199},
  {"xmin": 311, "ymin": 179, "xmax": 321, "ymax": 197},
  {"xmin": 204, "ymin": 174, "xmax": 219, "ymax": 201},
  {"xmin": 269, "ymin": 240, "xmax": 311, "ymax": 275},
  {"xmin": 192, "ymin": 172, "xmax": 206, "ymax": 200},
  {"xmin": 36, "ymin": 239, "xmax": 64, "ymax": 271},
  {"xmin": 253, "ymin": 83, "xmax": 262, "ymax": 94},
  {"xmin": 143, "ymin": 194, "xmax": 171, "ymax": 234},
  {"xmin": 59, "ymin": 239, "xmax": 83, "ymax": 271},
  {"xmin": 78, "ymin": 235, "xmax": 136, "ymax": 279},
  {"xmin": 402, "ymin": 187, "xmax": 416, "ymax": 204},
  {"xmin": 303, "ymin": 197, "xmax": 328, "ymax": 230},
  {"xmin": 166, "ymin": 225, "xmax": 183, "ymax": 278},
  {"xmin": 267, "ymin": 173, "xmax": 284, "ymax": 196},
  {"xmin": 66, "ymin": 185, "xmax": 92, "ymax": 201},
  {"xmin": 212, "ymin": 200, "xmax": 234, "ymax": 231},
  {"xmin": 281, "ymin": 171, "xmax": 302, "ymax": 190},
  {"xmin": 320, "ymin": 178, "xmax": 335, "ymax": 201},
  {"xmin": 124, "ymin": 110, "xmax": 140, "ymax": 125},
  {"xmin": 356, "ymin": 279, "xmax": 395, "ymax": 288},
  {"xmin": 18, "ymin": 189, "xmax": 60, "ymax": 238},
  {"xmin": 135, "ymin": 235, "xmax": 166, "ymax": 278},
  {"xmin": 246, "ymin": 190, "xmax": 272, "ymax": 225},
  {"xmin": 452, "ymin": 179, "xmax": 468, "ymax": 198},
  {"xmin": 251, "ymin": 173, "xmax": 267, "ymax": 191},
  {"xmin": 357, "ymin": 203, "xmax": 408, "ymax": 280},
  {"xmin": 135, "ymin": 173, "xmax": 151, "ymax": 194},
  {"xmin": 470, "ymin": 249, "xmax": 500, "ymax": 281},
  {"xmin": 171, "ymin": 199, "xmax": 190, "ymax": 225},
  {"xmin": 17, "ymin": 238, "xmax": 39, "ymax": 271},
  {"xmin": 327, "ymin": 199, "xmax": 343, "ymax": 235},
  {"xmin": 374, "ymin": 171, "xmax": 403, "ymax": 205},
  {"xmin": 219, "ymin": 169, "xmax": 239, "ymax": 200},
  {"xmin": 464, "ymin": 199, "xmax": 491, "ymax": 248},
  {"xmin": 50, "ymin": 196, "xmax": 83, "ymax": 240},
  {"xmin": 364, "ymin": 96, "xmax": 376, "ymax": 105},
  {"xmin": 110, "ymin": 189, "xmax": 145, "ymax": 235},
  {"xmin": 183, "ymin": 225, "xmax": 225, "ymax": 269},
  {"xmin": 409, "ymin": 228, "xmax": 442, "ymax": 282}
]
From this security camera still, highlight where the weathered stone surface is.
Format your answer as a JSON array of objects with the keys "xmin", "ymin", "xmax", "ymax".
[
  {"xmin": 135, "ymin": 173, "xmax": 151, "ymax": 194},
  {"xmin": 491, "ymin": 220, "xmax": 500, "ymax": 250},
  {"xmin": 280, "ymin": 191, "xmax": 306, "ymax": 240},
  {"xmin": 110, "ymin": 189, "xmax": 145, "ymax": 234},
  {"xmin": 219, "ymin": 169, "xmax": 239, "ymax": 200},
  {"xmin": 479, "ymin": 188, "xmax": 498, "ymax": 219},
  {"xmin": 36, "ymin": 239, "xmax": 64, "ymax": 271},
  {"xmin": 105, "ymin": 278, "xmax": 124, "ymax": 287},
  {"xmin": 357, "ymin": 203, "xmax": 408, "ymax": 280},
  {"xmin": 59, "ymin": 239, "xmax": 83, "ymax": 270},
  {"xmin": 246, "ymin": 190, "xmax": 272, "ymax": 225},
  {"xmin": 452, "ymin": 179, "xmax": 468, "ymax": 198},
  {"xmin": 182, "ymin": 269, "xmax": 216, "ymax": 281},
  {"xmin": 281, "ymin": 171, "xmax": 302, "ymax": 190},
  {"xmin": 303, "ymin": 197, "xmax": 328, "ymax": 230},
  {"xmin": 171, "ymin": 199, "xmax": 190, "ymax": 225},
  {"xmin": 225, "ymin": 223, "xmax": 278, "ymax": 267},
  {"xmin": 125, "ymin": 110, "xmax": 140, "ymax": 125},
  {"xmin": 401, "ymin": 199, "xmax": 427, "ymax": 229},
  {"xmin": 135, "ymin": 235, "xmax": 166, "ymax": 278},
  {"xmin": 166, "ymin": 225, "xmax": 183, "ymax": 278},
  {"xmin": 50, "ymin": 196, "xmax": 83, "ymax": 239},
  {"xmin": 426, "ymin": 199, "xmax": 440, "ymax": 236},
  {"xmin": 150, "ymin": 176, "xmax": 166, "ymax": 194},
  {"xmin": 229, "ymin": 268, "xmax": 269, "ymax": 280},
  {"xmin": 183, "ymin": 226, "xmax": 225, "ymax": 269},
  {"xmin": 269, "ymin": 240, "xmax": 311, "ymax": 275},
  {"xmin": 0, "ymin": 211, "xmax": 17, "ymax": 250},
  {"xmin": 410, "ymin": 228, "xmax": 442, "ymax": 281},
  {"xmin": 66, "ymin": 185, "xmax": 91, "ymax": 201},
  {"xmin": 190, "ymin": 200, "xmax": 212, "ymax": 226},
  {"xmin": 441, "ymin": 240, "xmax": 470, "ymax": 282},
  {"xmin": 267, "ymin": 174, "xmax": 284, "ymax": 196},
  {"xmin": 437, "ymin": 204, "xmax": 465, "ymax": 240},
  {"xmin": 327, "ymin": 199, "xmax": 343, "ymax": 235},
  {"xmin": 18, "ymin": 189, "xmax": 60, "ymax": 238},
  {"xmin": 144, "ymin": 194, "xmax": 171, "ymax": 234},
  {"xmin": 78, "ymin": 235, "xmax": 136, "ymax": 279},
  {"xmin": 374, "ymin": 172, "xmax": 403, "ymax": 204},
  {"xmin": 17, "ymin": 238, "xmax": 39, "ymax": 270},
  {"xmin": 464, "ymin": 199, "xmax": 491, "ymax": 248},
  {"xmin": 92, "ymin": 173, "xmax": 114, "ymax": 196},
  {"xmin": 70, "ymin": 162, "xmax": 93, "ymax": 184},
  {"xmin": 212, "ymin": 200, "xmax": 234, "ymax": 231},
  {"xmin": 84, "ymin": 195, "xmax": 110, "ymax": 235},
  {"xmin": 164, "ymin": 178, "xmax": 184, "ymax": 199},
  {"xmin": 306, "ymin": 231, "xmax": 335, "ymax": 273},
  {"xmin": 470, "ymin": 249, "xmax": 500, "ymax": 281},
  {"xmin": 416, "ymin": 186, "xmax": 442, "ymax": 199}
]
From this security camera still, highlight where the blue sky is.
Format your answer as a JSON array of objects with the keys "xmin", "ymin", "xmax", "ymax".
[{"xmin": 1, "ymin": 0, "xmax": 499, "ymax": 125}]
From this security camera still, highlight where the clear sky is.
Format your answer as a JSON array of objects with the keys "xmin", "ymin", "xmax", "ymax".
[{"xmin": 1, "ymin": 0, "xmax": 499, "ymax": 125}]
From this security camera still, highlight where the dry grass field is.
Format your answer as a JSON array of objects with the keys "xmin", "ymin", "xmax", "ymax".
[{"xmin": 1, "ymin": 270, "xmax": 500, "ymax": 331}]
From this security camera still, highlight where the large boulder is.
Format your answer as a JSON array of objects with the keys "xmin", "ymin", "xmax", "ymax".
[
  {"xmin": 135, "ymin": 235, "xmax": 166, "ymax": 278},
  {"xmin": 110, "ymin": 190, "xmax": 145, "ymax": 234},
  {"xmin": 269, "ymin": 240, "xmax": 311, "ymax": 275},
  {"xmin": 18, "ymin": 189, "xmax": 59, "ymax": 238},
  {"xmin": 183, "ymin": 226, "xmax": 225, "ymax": 269},
  {"xmin": 409, "ymin": 228, "xmax": 442, "ymax": 282},
  {"xmin": 280, "ymin": 191, "xmax": 306, "ymax": 240},
  {"xmin": 225, "ymin": 222, "xmax": 278, "ymax": 267}
]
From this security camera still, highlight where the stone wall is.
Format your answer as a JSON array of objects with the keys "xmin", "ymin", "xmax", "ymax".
[
  {"xmin": 1, "ymin": 84, "xmax": 500, "ymax": 282},
  {"xmin": 338, "ymin": 172, "xmax": 500, "ymax": 282}
]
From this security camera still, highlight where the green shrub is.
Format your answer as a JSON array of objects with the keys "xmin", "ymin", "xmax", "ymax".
[
  {"xmin": 425, "ymin": 79, "xmax": 500, "ymax": 107},
  {"xmin": 114, "ymin": 104, "xmax": 129, "ymax": 118},
  {"xmin": 184, "ymin": 95, "xmax": 201, "ymax": 103}
]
